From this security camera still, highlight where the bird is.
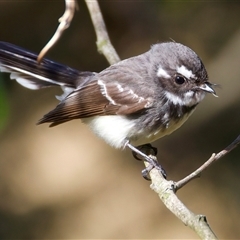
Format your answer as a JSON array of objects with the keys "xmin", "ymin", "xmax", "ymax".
[{"xmin": 0, "ymin": 41, "xmax": 216, "ymax": 179}]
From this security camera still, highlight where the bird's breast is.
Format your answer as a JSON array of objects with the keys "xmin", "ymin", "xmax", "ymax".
[{"xmin": 131, "ymin": 108, "xmax": 195, "ymax": 146}]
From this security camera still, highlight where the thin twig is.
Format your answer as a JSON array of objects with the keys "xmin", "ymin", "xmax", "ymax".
[
  {"xmin": 175, "ymin": 134, "xmax": 240, "ymax": 190},
  {"xmin": 37, "ymin": 0, "xmax": 77, "ymax": 63},
  {"xmin": 85, "ymin": 0, "xmax": 120, "ymax": 65}
]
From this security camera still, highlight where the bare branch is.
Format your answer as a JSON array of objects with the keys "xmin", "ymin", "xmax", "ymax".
[
  {"xmin": 141, "ymin": 147, "xmax": 218, "ymax": 240},
  {"xmin": 85, "ymin": 1, "xmax": 120, "ymax": 65},
  {"xmin": 37, "ymin": 0, "xmax": 77, "ymax": 63},
  {"xmin": 175, "ymin": 134, "xmax": 240, "ymax": 190}
]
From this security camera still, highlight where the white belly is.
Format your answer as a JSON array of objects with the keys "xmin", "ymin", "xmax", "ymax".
[
  {"xmin": 83, "ymin": 115, "xmax": 136, "ymax": 148},
  {"xmin": 83, "ymin": 109, "xmax": 194, "ymax": 149}
]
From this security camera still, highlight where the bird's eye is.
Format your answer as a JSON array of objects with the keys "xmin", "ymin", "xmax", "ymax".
[{"xmin": 175, "ymin": 76, "xmax": 186, "ymax": 85}]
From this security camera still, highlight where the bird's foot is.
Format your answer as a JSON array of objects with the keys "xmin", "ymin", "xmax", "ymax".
[{"xmin": 127, "ymin": 143, "xmax": 167, "ymax": 180}]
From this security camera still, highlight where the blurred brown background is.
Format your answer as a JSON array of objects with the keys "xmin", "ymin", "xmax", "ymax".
[{"xmin": 0, "ymin": 1, "xmax": 240, "ymax": 239}]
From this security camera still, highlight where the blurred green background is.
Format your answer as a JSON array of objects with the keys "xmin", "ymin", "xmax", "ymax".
[{"xmin": 0, "ymin": 1, "xmax": 240, "ymax": 238}]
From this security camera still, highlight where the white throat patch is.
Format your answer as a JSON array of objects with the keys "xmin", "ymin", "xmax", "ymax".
[{"xmin": 165, "ymin": 90, "xmax": 201, "ymax": 106}]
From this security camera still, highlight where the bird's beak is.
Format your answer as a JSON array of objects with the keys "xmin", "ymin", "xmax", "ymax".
[{"xmin": 199, "ymin": 82, "xmax": 218, "ymax": 97}]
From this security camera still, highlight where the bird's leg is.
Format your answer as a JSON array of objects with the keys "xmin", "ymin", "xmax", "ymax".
[
  {"xmin": 132, "ymin": 143, "xmax": 158, "ymax": 160},
  {"xmin": 126, "ymin": 142, "xmax": 167, "ymax": 180}
]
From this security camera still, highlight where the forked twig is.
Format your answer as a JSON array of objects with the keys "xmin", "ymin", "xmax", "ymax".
[
  {"xmin": 37, "ymin": 0, "xmax": 77, "ymax": 63},
  {"xmin": 141, "ymin": 146, "xmax": 218, "ymax": 240}
]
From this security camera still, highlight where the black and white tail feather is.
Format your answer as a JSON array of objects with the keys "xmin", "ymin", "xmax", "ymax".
[{"xmin": 0, "ymin": 41, "xmax": 95, "ymax": 99}]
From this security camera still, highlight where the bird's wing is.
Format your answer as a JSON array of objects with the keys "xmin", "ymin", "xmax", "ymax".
[{"xmin": 38, "ymin": 68, "xmax": 154, "ymax": 126}]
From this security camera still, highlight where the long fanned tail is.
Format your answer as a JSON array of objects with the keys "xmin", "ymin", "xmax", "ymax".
[{"xmin": 0, "ymin": 41, "xmax": 94, "ymax": 90}]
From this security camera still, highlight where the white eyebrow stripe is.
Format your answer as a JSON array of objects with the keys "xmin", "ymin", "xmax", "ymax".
[
  {"xmin": 157, "ymin": 66, "xmax": 171, "ymax": 78},
  {"xmin": 177, "ymin": 65, "xmax": 195, "ymax": 79}
]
